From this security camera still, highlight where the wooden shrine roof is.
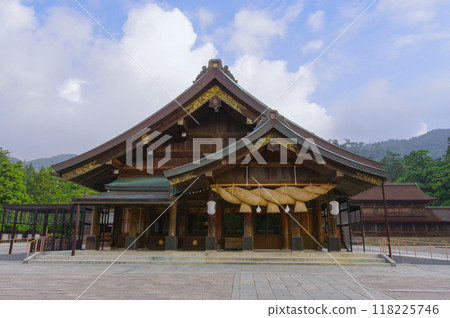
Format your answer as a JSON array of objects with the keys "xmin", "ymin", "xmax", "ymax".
[
  {"xmin": 164, "ymin": 115, "xmax": 387, "ymax": 182},
  {"xmin": 53, "ymin": 59, "xmax": 386, "ymax": 191},
  {"xmin": 350, "ymin": 183, "xmax": 437, "ymax": 202}
]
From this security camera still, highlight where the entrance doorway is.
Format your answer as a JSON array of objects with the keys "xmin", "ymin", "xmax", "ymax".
[
  {"xmin": 254, "ymin": 212, "xmax": 281, "ymax": 249},
  {"xmin": 223, "ymin": 211, "xmax": 243, "ymax": 250}
]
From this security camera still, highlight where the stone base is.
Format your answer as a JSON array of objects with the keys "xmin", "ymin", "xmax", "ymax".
[
  {"xmin": 242, "ymin": 236, "xmax": 253, "ymax": 251},
  {"xmin": 125, "ymin": 236, "xmax": 136, "ymax": 250},
  {"xmin": 291, "ymin": 236, "xmax": 304, "ymax": 251},
  {"xmin": 328, "ymin": 236, "xmax": 341, "ymax": 252},
  {"xmin": 85, "ymin": 236, "xmax": 99, "ymax": 250},
  {"xmin": 205, "ymin": 236, "xmax": 217, "ymax": 250},
  {"xmin": 165, "ymin": 236, "xmax": 178, "ymax": 250}
]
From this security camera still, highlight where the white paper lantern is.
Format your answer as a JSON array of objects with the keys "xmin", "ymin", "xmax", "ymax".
[
  {"xmin": 207, "ymin": 201, "xmax": 216, "ymax": 215},
  {"xmin": 329, "ymin": 200, "xmax": 340, "ymax": 216}
]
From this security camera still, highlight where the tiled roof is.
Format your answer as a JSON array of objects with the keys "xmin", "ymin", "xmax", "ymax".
[
  {"xmin": 427, "ymin": 207, "xmax": 450, "ymax": 222},
  {"xmin": 351, "ymin": 183, "xmax": 437, "ymax": 202}
]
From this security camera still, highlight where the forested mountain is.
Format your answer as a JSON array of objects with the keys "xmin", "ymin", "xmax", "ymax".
[
  {"xmin": 330, "ymin": 128, "xmax": 450, "ymax": 161},
  {"xmin": 9, "ymin": 154, "xmax": 77, "ymax": 170}
]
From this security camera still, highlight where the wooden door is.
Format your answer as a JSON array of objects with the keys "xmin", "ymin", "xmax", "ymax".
[{"xmin": 254, "ymin": 213, "xmax": 281, "ymax": 249}]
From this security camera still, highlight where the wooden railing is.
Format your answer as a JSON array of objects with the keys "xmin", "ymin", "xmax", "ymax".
[
  {"xmin": 25, "ymin": 236, "xmax": 50, "ymax": 261},
  {"xmin": 379, "ymin": 238, "xmax": 449, "ymax": 261},
  {"xmin": 0, "ymin": 237, "xmax": 31, "ymax": 254}
]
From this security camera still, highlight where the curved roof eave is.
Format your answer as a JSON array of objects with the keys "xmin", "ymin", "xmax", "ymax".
[{"xmin": 164, "ymin": 117, "xmax": 388, "ymax": 179}]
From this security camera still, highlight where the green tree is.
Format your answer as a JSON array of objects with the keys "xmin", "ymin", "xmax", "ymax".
[
  {"xmin": 0, "ymin": 148, "xmax": 30, "ymax": 207},
  {"xmin": 397, "ymin": 150, "xmax": 438, "ymax": 190},
  {"xmin": 394, "ymin": 149, "xmax": 450, "ymax": 205},
  {"xmin": 380, "ymin": 151, "xmax": 405, "ymax": 182},
  {"xmin": 26, "ymin": 166, "xmax": 96, "ymax": 204},
  {"xmin": 428, "ymin": 160, "xmax": 450, "ymax": 206}
]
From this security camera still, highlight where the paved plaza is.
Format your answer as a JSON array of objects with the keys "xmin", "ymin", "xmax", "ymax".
[{"xmin": 0, "ymin": 260, "xmax": 450, "ymax": 300}]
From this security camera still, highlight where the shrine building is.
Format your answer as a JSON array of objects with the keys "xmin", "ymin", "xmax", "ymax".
[{"xmin": 52, "ymin": 59, "xmax": 388, "ymax": 252}]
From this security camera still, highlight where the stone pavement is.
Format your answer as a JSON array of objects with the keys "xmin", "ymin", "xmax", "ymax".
[{"xmin": 0, "ymin": 261, "xmax": 449, "ymax": 300}]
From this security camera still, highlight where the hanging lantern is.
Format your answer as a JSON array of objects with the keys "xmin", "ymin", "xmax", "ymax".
[
  {"xmin": 256, "ymin": 205, "xmax": 262, "ymax": 213},
  {"xmin": 285, "ymin": 205, "xmax": 290, "ymax": 213},
  {"xmin": 329, "ymin": 200, "xmax": 340, "ymax": 216},
  {"xmin": 207, "ymin": 201, "xmax": 216, "ymax": 216}
]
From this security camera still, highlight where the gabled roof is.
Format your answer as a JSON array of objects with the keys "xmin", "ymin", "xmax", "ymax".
[
  {"xmin": 53, "ymin": 60, "xmax": 269, "ymax": 175},
  {"xmin": 53, "ymin": 59, "xmax": 386, "ymax": 189},
  {"xmin": 164, "ymin": 115, "xmax": 387, "ymax": 181},
  {"xmin": 350, "ymin": 183, "xmax": 437, "ymax": 202}
]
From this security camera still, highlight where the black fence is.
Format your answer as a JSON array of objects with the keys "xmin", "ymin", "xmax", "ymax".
[{"xmin": 0, "ymin": 204, "xmax": 91, "ymax": 254}]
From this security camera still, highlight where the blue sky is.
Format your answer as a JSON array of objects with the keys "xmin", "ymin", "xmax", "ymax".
[{"xmin": 1, "ymin": 0, "xmax": 449, "ymax": 159}]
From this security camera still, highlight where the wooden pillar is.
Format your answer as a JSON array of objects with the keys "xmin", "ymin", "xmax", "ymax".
[
  {"xmin": 72, "ymin": 204, "xmax": 80, "ymax": 256},
  {"xmin": 327, "ymin": 199, "xmax": 341, "ymax": 252},
  {"xmin": 0, "ymin": 209, "xmax": 6, "ymax": 240},
  {"xmin": 208, "ymin": 214, "xmax": 216, "ymax": 236},
  {"xmin": 168, "ymin": 204, "xmax": 177, "ymax": 236},
  {"xmin": 215, "ymin": 203, "xmax": 223, "ymax": 249},
  {"xmin": 243, "ymin": 213, "xmax": 252, "ymax": 236},
  {"xmin": 9, "ymin": 209, "xmax": 19, "ymax": 254},
  {"xmin": 42, "ymin": 211, "xmax": 49, "ymax": 237},
  {"xmin": 292, "ymin": 212, "xmax": 301, "ymax": 236},
  {"xmin": 178, "ymin": 201, "xmax": 187, "ymax": 238},
  {"xmin": 243, "ymin": 212, "xmax": 253, "ymax": 250},
  {"xmin": 313, "ymin": 200, "xmax": 323, "ymax": 250},
  {"xmin": 112, "ymin": 206, "xmax": 122, "ymax": 249},
  {"xmin": 165, "ymin": 203, "xmax": 178, "ymax": 250},
  {"xmin": 122, "ymin": 208, "xmax": 131, "ymax": 235},
  {"xmin": 281, "ymin": 210, "xmax": 289, "ymax": 250},
  {"xmin": 326, "ymin": 199, "xmax": 336, "ymax": 236},
  {"xmin": 90, "ymin": 205, "xmax": 101, "ymax": 236},
  {"xmin": 52, "ymin": 209, "xmax": 59, "ymax": 251},
  {"xmin": 291, "ymin": 211, "xmax": 304, "ymax": 251},
  {"xmin": 59, "ymin": 208, "xmax": 66, "ymax": 250}
]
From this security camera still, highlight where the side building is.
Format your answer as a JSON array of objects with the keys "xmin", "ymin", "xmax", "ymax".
[{"xmin": 350, "ymin": 183, "xmax": 450, "ymax": 238}]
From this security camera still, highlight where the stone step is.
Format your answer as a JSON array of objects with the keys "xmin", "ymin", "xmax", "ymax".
[
  {"xmin": 29, "ymin": 250, "xmax": 388, "ymax": 265},
  {"xmin": 29, "ymin": 259, "xmax": 388, "ymax": 265},
  {"xmin": 35, "ymin": 250, "xmax": 381, "ymax": 258},
  {"xmin": 32, "ymin": 257, "xmax": 385, "ymax": 263},
  {"xmin": 33, "ymin": 253, "xmax": 382, "ymax": 259}
]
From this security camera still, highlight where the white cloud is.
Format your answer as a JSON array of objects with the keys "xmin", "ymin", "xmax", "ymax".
[
  {"xmin": 196, "ymin": 7, "xmax": 214, "ymax": 29},
  {"xmin": 0, "ymin": 0, "xmax": 36, "ymax": 34},
  {"xmin": 328, "ymin": 77, "xmax": 450, "ymax": 142},
  {"xmin": 376, "ymin": 0, "xmax": 441, "ymax": 25},
  {"xmin": 392, "ymin": 32, "xmax": 450, "ymax": 49},
  {"xmin": 307, "ymin": 10, "xmax": 324, "ymax": 31},
  {"xmin": 302, "ymin": 40, "xmax": 323, "ymax": 55},
  {"xmin": 58, "ymin": 79, "xmax": 85, "ymax": 103},
  {"xmin": 232, "ymin": 55, "xmax": 334, "ymax": 138},
  {"xmin": 0, "ymin": 1, "xmax": 217, "ymax": 159},
  {"xmin": 228, "ymin": 4, "xmax": 302, "ymax": 55},
  {"xmin": 415, "ymin": 122, "xmax": 428, "ymax": 136}
]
